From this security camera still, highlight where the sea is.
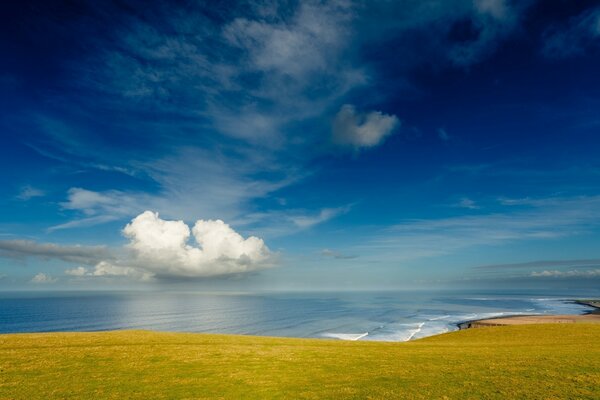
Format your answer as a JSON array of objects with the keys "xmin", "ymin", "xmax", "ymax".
[{"xmin": 0, "ymin": 289, "xmax": 597, "ymax": 341}]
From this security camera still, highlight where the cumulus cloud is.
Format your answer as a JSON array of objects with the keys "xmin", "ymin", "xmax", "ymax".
[
  {"xmin": 332, "ymin": 105, "xmax": 400, "ymax": 149},
  {"xmin": 121, "ymin": 211, "xmax": 273, "ymax": 278},
  {"xmin": 30, "ymin": 273, "xmax": 57, "ymax": 284},
  {"xmin": 3, "ymin": 211, "xmax": 274, "ymax": 281},
  {"xmin": 542, "ymin": 6, "xmax": 600, "ymax": 59}
]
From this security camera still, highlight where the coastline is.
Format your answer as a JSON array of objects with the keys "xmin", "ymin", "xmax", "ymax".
[{"xmin": 458, "ymin": 299, "xmax": 600, "ymax": 330}]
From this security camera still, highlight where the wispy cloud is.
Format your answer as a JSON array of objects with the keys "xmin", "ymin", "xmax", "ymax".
[
  {"xmin": 437, "ymin": 128, "xmax": 450, "ymax": 141},
  {"xmin": 542, "ymin": 6, "xmax": 600, "ymax": 59},
  {"xmin": 320, "ymin": 248, "xmax": 358, "ymax": 260},
  {"xmin": 364, "ymin": 195, "xmax": 600, "ymax": 261},
  {"xmin": 455, "ymin": 197, "xmax": 479, "ymax": 209},
  {"xmin": 531, "ymin": 269, "xmax": 600, "ymax": 278},
  {"xmin": 475, "ymin": 259, "xmax": 600, "ymax": 271},
  {"xmin": 16, "ymin": 185, "xmax": 45, "ymax": 201},
  {"xmin": 0, "ymin": 239, "xmax": 111, "ymax": 265}
]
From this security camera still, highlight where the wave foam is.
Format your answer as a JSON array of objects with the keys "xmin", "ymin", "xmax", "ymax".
[{"xmin": 321, "ymin": 332, "xmax": 369, "ymax": 341}]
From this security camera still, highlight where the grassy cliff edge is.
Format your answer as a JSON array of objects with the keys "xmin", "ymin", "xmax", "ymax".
[{"xmin": 1, "ymin": 324, "xmax": 600, "ymax": 399}]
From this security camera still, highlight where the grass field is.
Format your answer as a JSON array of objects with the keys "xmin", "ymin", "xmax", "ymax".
[{"xmin": 1, "ymin": 324, "xmax": 600, "ymax": 399}]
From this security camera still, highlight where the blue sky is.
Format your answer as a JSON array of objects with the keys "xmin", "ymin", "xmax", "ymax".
[{"xmin": 1, "ymin": 0, "xmax": 600, "ymax": 290}]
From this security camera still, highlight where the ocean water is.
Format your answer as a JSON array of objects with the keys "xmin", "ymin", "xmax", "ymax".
[{"xmin": 0, "ymin": 290, "xmax": 596, "ymax": 341}]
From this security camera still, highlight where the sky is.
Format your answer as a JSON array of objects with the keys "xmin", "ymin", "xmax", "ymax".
[{"xmin": 1, "ymin": 0, "xmax": 600, "ymax": 291}]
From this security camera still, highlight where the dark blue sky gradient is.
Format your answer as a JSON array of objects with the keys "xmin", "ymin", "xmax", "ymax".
[{"xmin": 1, "ymin": 0, "xmax": 600, "ymax": 289}]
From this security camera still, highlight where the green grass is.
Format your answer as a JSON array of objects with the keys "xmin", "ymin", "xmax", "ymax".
[{"xmin": 1, "ymin": 324, "xmax": 600, "ymax": 399}]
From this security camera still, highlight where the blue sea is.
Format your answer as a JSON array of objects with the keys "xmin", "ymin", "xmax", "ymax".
[{"xmin": 0, "ymin": 290, "xmax": 597, "ymax": 341}]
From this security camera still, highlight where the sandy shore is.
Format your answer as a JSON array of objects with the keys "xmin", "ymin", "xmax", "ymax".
[{"xmin": 459, "ymin": 300, "xmax": 600, "ymax": 329}]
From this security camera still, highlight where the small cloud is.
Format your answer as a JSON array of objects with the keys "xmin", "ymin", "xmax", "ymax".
[
  {"xmin": 456, "ymin": 197, "xmax": 479, "ymax": 209},
  {"xmin": 332, "ymin": 105, "xmax": 400, "ymax": 149},
  {"xmin": 30, "ymin": 273, "xmax": 57, "ymax": 284},
  {"xmin": 320, "ymin": 249, "xmax": 358, "ymax": 260},
  {"xmin": 290, "ymin": 206, "xmax": 351, "ymax": 229},
  {"xmin": 16, "ymin": 185, "xmax": 45, "ymax": 201},
  {"xmin": 438, "ymin": 128, "xmax": 450, "ymax": 141},
  {"xmin": 64, "ymin": 266, "xmax": 89, "ymax": 276}
]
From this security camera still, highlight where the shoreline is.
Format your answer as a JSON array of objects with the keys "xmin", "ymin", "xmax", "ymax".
[{"xmin": 458, "ymin": 299, "xmax": 600, "ymax": 330}]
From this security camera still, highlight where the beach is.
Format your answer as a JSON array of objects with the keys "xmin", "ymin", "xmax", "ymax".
[{"xmin": 459, "ymin": 300, "xmax": 600, "ymax": 329}]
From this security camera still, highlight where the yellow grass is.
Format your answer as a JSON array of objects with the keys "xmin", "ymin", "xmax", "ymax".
[{"xmin": 1, "ymin": 324, "xmax": 600, "ymax": 399}]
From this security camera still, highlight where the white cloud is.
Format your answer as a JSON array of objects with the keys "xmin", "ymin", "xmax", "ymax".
[
  {"xmin": 4, "ymin": 211, "xmax": 275, "ymax": 281},
  {"xmin": 49, "ymin": 148, "xmax": 299, "ymax": 232},
  {"xmin": 531, "ymin": 269, "xmax": 600, "ymax": 278},
  {"xmin": 64, "ymin": 262, "xmax": 153, "ymax": 281},
  {"xmin": 121, "ymin": 211, "xmax": 273, "ymax": 278},
  {"xmin": 223, "ymin": 1, "xmax": 352, "ymax": 79},
  {"xmin": 332, "ymin": 104, "xmax": 399, "ymax": 149},
  {"xmin": 30, "ymin": 273, "xmax": 57, "ymax": 284},
  {"xmin": 16, "ymin": 185, "xmax": 45, "ymax": 201},
  {"xmin": 289, "ymin": 206, "xmax": 351, "ymax": 229},
  {"xmin": 64, "ymin": 266, "xmax": 88, "ymax": 276}
]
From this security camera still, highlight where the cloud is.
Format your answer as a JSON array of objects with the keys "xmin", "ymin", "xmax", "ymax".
[
  {"xmin": 223, "ymin": 0, "xmax": 353, "ymax": 79},
  {"xmin": 455, "ymin": 197, "xmax": 479, "ymax": 209},
  {"xmin": 231, "ymin": 205, "xmax": 353, "ymax": 238},
  {"xmin": 531, "ymin": 269, "xmax": 600, "ymax": 278},
  {"xmin": 120, "ymin": 211, "xmax": 273, "ymax": 278},
  {"xmin": 64, "ymin": 262, "xmax": 153, "ymax": 281},
  {"xmin": 542, "ymin": 7, "xmax": 600, "ymax": 59},
  {"xmin": 16, "ymin": 185, "xmax": 45, "ymax": 201},
  {"xmin": 475, "ymin": 259, "xmax": 600, "ymax": 270},
  {"xmin": 332, "ymin": 105, "xmax": 400, "ymax": 149},
  {"xmin": 0, "ymin": 240, "xmax": 111, "ymax": 265},
  {"xmin": 447, "ymin": 0, "xmax": 530, "ymax": 66},
  {"xmin": 5, "ymin": 211, "xmax": 275, "ymax": 281},
  {"xmin": 288, "ymin": 206, "xmax": 351, "ymax": 229},
  {"xmin": 64, "ymin": 266, "xmax": 88, "ymax": 276},
  {"xmin": 438, "ymin": 128, "xmax": 450, "ymax": 141},
  {"xmin": 30, "ymin": 273, "xmax": 57, "ymax": 284},
  {"xmin": 363, "ymin": 195, "xmax": 600, "ymax": 261},
  {"xmin": 320, "ymin": 248, "xmax": 358, "ymax": 260},
  {"xmin": 49, "ymin": 148, "xmax": 301, "ymax": 232}
]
